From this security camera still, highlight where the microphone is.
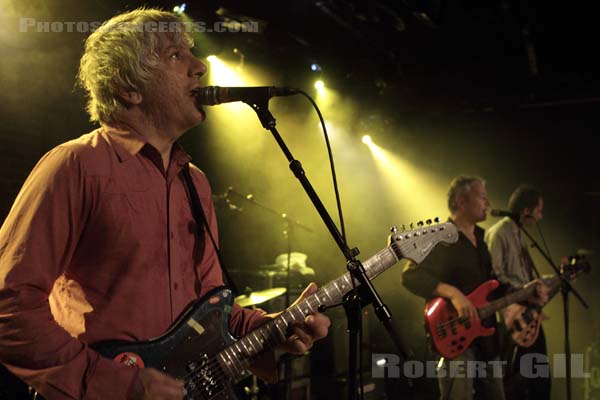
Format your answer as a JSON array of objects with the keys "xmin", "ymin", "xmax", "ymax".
[
  {"xmin": 194, "ymin": 86, "xmax": 300, "ymax": 105},
  {"xmin": 490, "ymin": 209, "xmax": 519, "ymax": 219}
]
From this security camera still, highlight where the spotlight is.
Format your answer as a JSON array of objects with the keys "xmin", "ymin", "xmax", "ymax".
[
  {"xmin": 362, "ymin": 135, "xmax": 372, "ymax": 145},
  {"xmin": 173, "ymin": 3, "xmax": 186, "ymax": 14},
  {"xmin": 310, "ymin": 63, "xmax": 322, "ymax": 72},
  {"xmin": 207, "ymin": 55, "xmax": 217, "ymax": 63},
  {"xmin": 314, "ymin": 80, "xmax": 325, "ymax": 91}
]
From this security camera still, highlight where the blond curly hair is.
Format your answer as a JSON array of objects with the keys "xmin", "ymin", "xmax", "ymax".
[{"xmin": 78, "ymin": 8, "xmax": 194, "ymax": 124}]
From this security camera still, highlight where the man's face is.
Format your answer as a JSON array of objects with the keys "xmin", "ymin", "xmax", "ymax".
[
  {"xmin": 141, "ymin": 39, "xmax": 207, "ymax": 135},
  {"xmin": 461, "ymin": 181, "xmax": 490, "ymax": 223},
  {"xmin": 524, "ymin": 197, "xmax": 544, "ymax": 226}
]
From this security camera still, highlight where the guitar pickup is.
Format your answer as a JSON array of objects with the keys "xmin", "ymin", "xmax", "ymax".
[
  {"xmin": 436, "ymin": 326, "xmax": 447, "ymax": 338},
  {"xmin": 512, "ymin": 321, "xmax": 523, "ymax": 332},
  {"xmin": 449, "ymin": 319, "xmax": 458, "ymax": 335}
]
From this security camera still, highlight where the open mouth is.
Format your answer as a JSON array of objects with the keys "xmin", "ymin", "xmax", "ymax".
[{"xmin": 189, "ymin": 87, "xmax": 202, "ymax": 97}]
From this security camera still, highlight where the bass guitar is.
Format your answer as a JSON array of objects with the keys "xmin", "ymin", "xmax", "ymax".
[{"xmin": 501, "ymin": 258, "xmax": 590, "ymax": 347}]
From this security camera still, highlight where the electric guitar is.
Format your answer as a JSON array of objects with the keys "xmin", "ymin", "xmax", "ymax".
[
  {"xmin": 501, "ymin": 259, "xmax": 590, "ymax": 347},
  {"xmin": 425, "ymin": 259, "xmax": 589, "ymax": 359},
  {"xmin": 10, "ymin": 221, "xmax": 458, "ymax": 400}
]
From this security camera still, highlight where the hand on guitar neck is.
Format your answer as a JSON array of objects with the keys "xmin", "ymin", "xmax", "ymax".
[{"xmin": 523, "ymin": 278, "xmax": 550, "ymax": 306}]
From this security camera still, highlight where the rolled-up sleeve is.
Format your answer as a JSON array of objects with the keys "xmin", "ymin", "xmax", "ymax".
[{"xmin": 0, "ymin": 147, "xmax": 138, "ymax": 399}]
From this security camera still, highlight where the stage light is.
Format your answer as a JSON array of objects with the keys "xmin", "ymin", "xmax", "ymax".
[
  {"xmin": 205, "ymin": 55, "xmax": 244, "ymax": 86},
  {"xmin": 173, "ymin": 3, "xmax": 186, "ymax": 14},
  {"xmin": 362, "ymin": 135, "xmax": 372, "ymax": 145},
  {"xmin": 310, "ymin": 63, "xmax": 322, "ymax": 72},
  {"xmin": 376, "ymin": 358, "xmax": 387, "ymax": 367},
  {"xmin": 314, "ymin": 80, "xmax": 325, "ymax": 90}
]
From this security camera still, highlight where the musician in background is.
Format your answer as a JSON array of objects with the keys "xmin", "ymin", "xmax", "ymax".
[
  {"xmin": 0, "ymin": 8, "xmax": 329, "ymax": 400},
  {"xmin": 485, "ymin": 185, "xmax": 550, "ymax": 400},
  {"xmin": 403, "ymin": 175, "xmax": 507, "ymax": 400}
]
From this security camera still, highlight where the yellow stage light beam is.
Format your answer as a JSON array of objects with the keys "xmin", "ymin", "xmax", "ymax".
[{"xmin": 363, "ymin": 138, "xmax": 448, "ymax": 222}]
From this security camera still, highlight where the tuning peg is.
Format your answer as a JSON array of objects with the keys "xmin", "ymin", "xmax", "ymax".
[
  {"xmin": 390, "ymin": 226, "xmax": 398, "ymax": 234},
  {"xmin": 434, "ymin": 217, "xmax": 440, "ymax": 223},
  {"xmin": 401, "ymin": 224, "xmax": 406, "ymax": 231},
  {"xmin": 409, "ymin": 222, "xmax": 414, "ymax": 229},
  {"xmin": 426, "ymin": 219, "xmax": 432, "ymax": 225},
  {"xmin": 417, "ymin": 221, "xmax": 424, "ymax": 227}
]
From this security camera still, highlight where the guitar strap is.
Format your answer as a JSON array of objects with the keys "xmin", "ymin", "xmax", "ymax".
[
  {"xmin": 181, "ymin": 164, "xmax": 239, "ymax": 295},
  {"xmin": 521, "ymin": 235, "xmax": 542, "ymax": 280}
]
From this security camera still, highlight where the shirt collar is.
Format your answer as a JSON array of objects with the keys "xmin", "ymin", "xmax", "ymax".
[
  {"xmin": 102, "ymin": 125, "xmax": 192, "ymax": 166},
  {"xmin": 102, "ymin": 125, "xmax": 147, "ymax": 162}
]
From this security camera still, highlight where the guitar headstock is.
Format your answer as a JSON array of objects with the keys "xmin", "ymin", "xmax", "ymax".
[
  {"xmin": 388, "ymin": 218, "xmax": 459, "ymax": 264},
  {"xmin": 561, "ymin": 255, "xmax": 592, "ymax": 280}
]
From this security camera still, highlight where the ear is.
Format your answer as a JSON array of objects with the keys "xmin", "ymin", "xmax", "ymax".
[{"xmin": 119, "ymin": 90, "xmax": 143, "ymax": 106}]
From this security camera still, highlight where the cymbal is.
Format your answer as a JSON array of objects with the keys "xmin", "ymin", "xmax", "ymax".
[{"xmin": 235, "ymin": 287, "xmax": 286, "ymax": 308}]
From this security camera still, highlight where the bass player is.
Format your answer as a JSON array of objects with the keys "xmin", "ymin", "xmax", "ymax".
[{"xmin": 402, "ymin": 175, "xmax": 548, "ymax": 400}]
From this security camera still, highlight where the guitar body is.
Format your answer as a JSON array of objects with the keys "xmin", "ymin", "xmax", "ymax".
[
  {"xmin": 94, "ymin": 286, "xmax": 239, "ymax": 399},
  {"xmin": 502, "ymin": 303, "xmax": 549, "ymax": 348},
  {"xmin": 8, "ymin": 287, "xmax": 240, "ymax": 400},
  {"xmin": 425, "ymin": 280, "xmax": 499, "ymax": 359}
]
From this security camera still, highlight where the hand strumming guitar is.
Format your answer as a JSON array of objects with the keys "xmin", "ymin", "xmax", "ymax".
[{"xmin": 435, "ymin": 282, "xmax": 479, "ymax": 320}]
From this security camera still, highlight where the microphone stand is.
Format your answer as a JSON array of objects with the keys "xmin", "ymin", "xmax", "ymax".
[
  {"xmin": 243, "ymin": 98, "xmax": 413, "ymax": 400},
  {"xmin": 512, "ymin": 217, "xmax": 589, "ymax": 400}
]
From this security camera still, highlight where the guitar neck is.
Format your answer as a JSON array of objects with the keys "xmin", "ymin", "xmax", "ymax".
[
  {"xmin": 478, "ymin": 285, "xmax": 537, "ymax": 319},
  {"xmin": 216, "ymin": 222, "xmax": 459, "ymax": 380},
  {"xmin": 218, "ymin": 243, "xmax": 402, "ymax": 376},
  {"xmin": 478, "ymin": 274, "xmax": 563, "ymax": 319},
  {"xmin": 546, "ymin": 275, "xmax": 563, "ymax": 301}
]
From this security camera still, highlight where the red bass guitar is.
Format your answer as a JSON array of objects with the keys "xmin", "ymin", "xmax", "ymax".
[{"xmin": 424, "ymin": 280, "xmax": 532, "ymax": 359}]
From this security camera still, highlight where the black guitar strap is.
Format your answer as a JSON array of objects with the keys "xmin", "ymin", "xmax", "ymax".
[{"xmin": 181, "ymin": 164, "xmax": 239, "ymax": 295}]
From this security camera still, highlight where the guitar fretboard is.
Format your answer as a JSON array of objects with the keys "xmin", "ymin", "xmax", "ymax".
[{"xmin": 217, "ymin": 244, "xmax": 401, "ymax": 379}]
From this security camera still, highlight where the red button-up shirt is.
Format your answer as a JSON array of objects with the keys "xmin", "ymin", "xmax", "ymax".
[{"xmin": 0, "ymin": 127, "xmax": 268, "ymax": 399}]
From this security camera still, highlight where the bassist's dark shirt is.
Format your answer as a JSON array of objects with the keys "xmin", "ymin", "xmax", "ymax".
[{"xmin": 402, "ymin": 222, "xmax": 505, "ymax": 360}]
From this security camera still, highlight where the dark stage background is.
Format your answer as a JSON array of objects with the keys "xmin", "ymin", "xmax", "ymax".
[{"xmin": 1, "ymin": 1, "xmax": 599, "ymax": 399}]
